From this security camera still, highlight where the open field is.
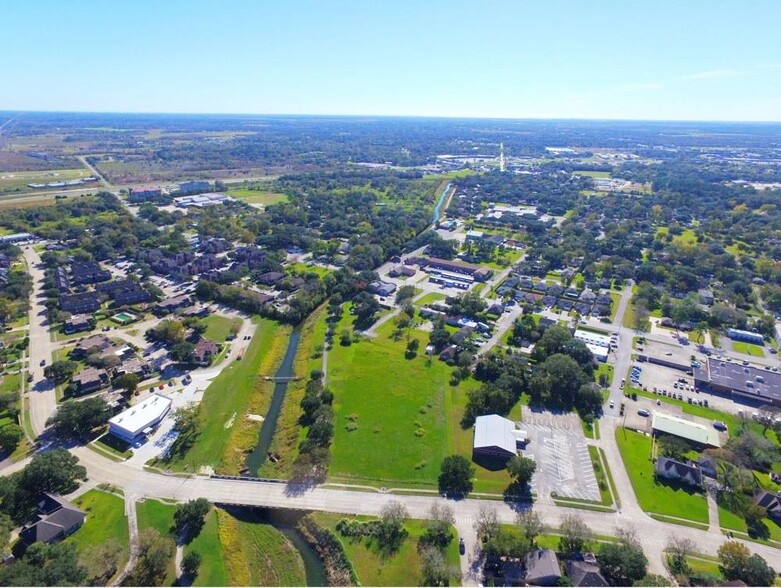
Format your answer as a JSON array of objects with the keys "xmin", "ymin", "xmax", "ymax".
[
  {"xmin": 312, "ymin": 512, "xmax": 461, "ymax": 586},
  {"xmin": 574, "ymin": 170, "xmax": 611, "ymax": 178},
  {"xmin": 327, "ymin": 314, "xmax": 454, "ymax": 488},
  {"xmin": 201, "ymin": 314, "xmax": 242, "ymax": 343},
  {"xmin": 287, "ymin": 262, "xmax": 332, "ymax": 278},
  {"xmin": 730, "ymin": 340, "xmax": 766, "ymax": 357},
  {"xmin": 614, "ymin": 428, "xmax": 708, "ymax": 524},
  {"xmin": 0, "ymin": 168, "xmax": 92, "ymax": 194},
  {"xmin": 226, "ymin": 188, "xmax": 288, "ymax": 206},
  {"xmin": 65, "ymin": 490, "xmax": 130, "ymax": 580},
  {"xmin": 159, "ymin": 318, "xmax": 289, "ymax": 474}
]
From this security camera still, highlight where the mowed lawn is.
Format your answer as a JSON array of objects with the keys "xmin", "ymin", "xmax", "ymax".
[
  {"xmin": 202, "ymin": 314, "xmax": 242, "ymax": 343},
  {"xmin": 312, "ymin": 513, "xmax": 460, "ymax": 587},
  {"xmin": 718, "ymin": 499, "xmax": 781, "ymax": 543},
  {"xmin": 226, "ymin": 188, "xmax": 288, "ymax": 206},
  {"xmin": 328, "ymin": 317, "xmax": 452, "ymax": 487},
  {"xmin": 65, "ymin": 490, "xmax": 129, "ymax": 575},
  {"xmin": 614, "ymin": 428, "xmax": 708, "ymax": 524},
  {"xmin": 162, "ymin": 318, "xmax": 288, "ymax": 473}
]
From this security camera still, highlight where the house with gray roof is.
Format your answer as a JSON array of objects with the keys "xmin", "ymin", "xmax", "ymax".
[
  {"xmin": 525, "ymin": 549, "xmax": 561, "ymax": 586},
  {"xmin": 655, "ymin": 456, "xmax": 703, "ymax": 489},
  {"xmin": 19, "ymin": 494, "xmax": 85, "ymax": 545},
  {"xmin": 566, "ymin": 557, "xmax": 608, "ymax": 587}
]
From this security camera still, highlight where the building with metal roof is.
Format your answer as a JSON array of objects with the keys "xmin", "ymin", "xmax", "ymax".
[
  {"xmin": 693, "ymin": 358, "xmax": 781, "ymax": 407},
  {"xmin": 472, "ymin": 414, "xmax": 526, "ymax": 462},
  {"xmin": 651, "ymin": 411, "xmax": 721, "ymax": 448},
  {"xmin": 108, "ymin": 393, "xmax": 172, "ymax": 443}
]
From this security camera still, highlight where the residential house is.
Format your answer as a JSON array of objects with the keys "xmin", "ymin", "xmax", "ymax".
[
  {"xmin": 698, "ymin": 289, "xmax": 715, "ymax": 306},
  {"xmin": 389, "ymin": 265, "xmax": 416, "ymax": 278},
  {"xmin": 154, "ymin": 295, "xmax": 191, "ymax": 316},
  {"xmin": 256, "ymin": 271, "xmax": 285, "ymax": 286},
  {"xmin": 696, "ymin": 455, "xmax": 718, "ymax": 478},
  {"xmin": 63, "ymin": 314, "xmax": 94, "ymax": 334},
  {"xmin": 525, "ymin": 549, "xmax": 562, "ymax": 586},
  {"xmin": 439, "ymin": 345, "xmax": 458, "ymax": 362},
  {"xmin": 60, "ymin": 292, "xmax": 101, "ymax": 314},
  {"xmin": 199, "ymin": 238, "xmax": 230, "ymax": 254},
  {"xmin": 114, "ymin": 358, "xmax": 151, "ymax": 381},
  {"xmin": 367, "ymin": 281, "xmax": 396, "ymax": 297},
  {"xmin": 655, "ymin": 457, "xmax": 703, "ymax": 489},
  {"xmin": 566, "ymin": 556, "xmax": 608, "ymax": 587},
  {"xmin": 192, "ymin": 338, "xmax": 219, "ymax": 366},
  {"xmin": 71, "ymin": 367, "xmax": 109, "ymax": 395},
  {"xmin": 19, "ymin": 494, "xmax": 86, "ymax": 545},
  {"xmin": 754, "ymin": 490, "xmax": 781, "ymax": 523},
  {"xmin": 54, "ymin": 266, "xmax": 70, "ymax": 293},
  {"xmin": 70, "ymin": 261, "xmax": 111, "ymax": 285},
  {"xmin": 72, "ymin": 334, "xmax": 112, "ymax": 359}
]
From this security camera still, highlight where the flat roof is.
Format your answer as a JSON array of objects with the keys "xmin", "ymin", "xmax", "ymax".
[
  {"xmin": 694, "ymin": 358, "xmax": 781, "ymax": 403},
  {"xmin": 574, "ymin": 328, "xmax": 611, "ymax": 347},
  {"xmin": 584, "ymin": 342, "xmax": 609, "ymax": 358},
  {"xmin": 109, "ymin": 394, "xmax": 172, "ymax": 436},
  {"xmin": 651, "ymin": 411, "xmax": 721, "ymax": 447}
]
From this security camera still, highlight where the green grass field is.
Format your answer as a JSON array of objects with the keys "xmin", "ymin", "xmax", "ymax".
[
  {"xmin": 158, "ymin": 318, "xmax": 289, "ymax": 474},
  {"xmin": 717, "ymin": 498, "xmax": 781, "ymax": 543},
  {"xmin": 187, "ymin": 509, "xmax": 228, "ymax": 587},
  {"xmin": 66, "ymin": 490, "xmax": 129, "ymax": 580},
  {"xmin": 614, "ymin": 428, "xmax": 708, "ymax": 524},
  {"xmin": 226, "ymin": 188, "xmax": 288, "ymax": 206},
  {"xmin": 201, "ymin": 314, "xmax": 242, "ymax": 343},
  {"xmin": 287, "ymin": 261, "xmax": 332, "ymax": 278},
  {"xmin": 312, "ymin": 513, "xmax": 460, "ymax": 586},
  {"xmin": 575, "ymin": 170, "xmax": 611, "ymax": 178},
  {"xmin": 327, "ymin": 315, "xmax": 454, "ymax": 488},
  {"xmin": 730, "ymin": 340, "xmax": 766, "ymax": 357},
  {"xmin": 414, "ymin": 292, "xmax": 447, "ymax": 307},
  {"xmin": 0, "ymin": 168, "xmax": 93, "ymax": 194}
]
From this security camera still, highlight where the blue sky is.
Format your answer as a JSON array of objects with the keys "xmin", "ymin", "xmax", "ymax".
[{"xmin": 2, "ymin": 0, "xmax": 780, "ymax": 121}]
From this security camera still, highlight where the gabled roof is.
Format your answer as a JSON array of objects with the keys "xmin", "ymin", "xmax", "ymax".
[
  {"xmin": 566, "ymin": 560, "xmax": 608, "ymax": 587},
  {"xmin": 20, "ymin": 494, "xmax": 85, "ymax": 544},
  {"xmin": 525, "ymin": 549, "xmax": 561, "ymax": 582},
  {"xmin": 655, "ymin": 456, "xmax": 703, "ymax": 487},
  {"xmin": 473, "ymin": 414, "xmax": 524, "ymax": 455}
]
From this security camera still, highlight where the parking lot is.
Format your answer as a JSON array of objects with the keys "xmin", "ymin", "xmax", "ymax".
[{"xmin": 521, "ymin": 408, "xmax": 600, "ymax": 501}]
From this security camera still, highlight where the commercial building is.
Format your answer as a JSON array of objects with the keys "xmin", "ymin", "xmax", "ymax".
[
  {"xmin": 727, "ymin": 328, "xmax": 764, "ymax": 345},
  {"xmin": 0, "ymin": 232, "xmax": 34, "ymax": 245},
  {"xmin": 574, "ymin": 328, "xmax": 611, "ymax": 348},
  {"xmin": 422, "ymin": 257, "xmax": 493, "ymax": 282},
  {"xmin": 472, "ymin": 414, "xmax": 526, "ymax": 462},
  {"xmin": 651, "ymin": 411, "xmax": 721, "ymax": 448},
  {"xmin": 108, "ymin": 394, "xmax": 172, "ymax": 443},
  {"xmin": 128, "ymin": 186, "xmax": 162, "ymax": 202},
  {"xmin": 173, "ymin": 193, "xmax": 235, "ymax": 208},
  {"xmin": 693, "ymin": 358, "xmax": 781, "ymax": 407}
]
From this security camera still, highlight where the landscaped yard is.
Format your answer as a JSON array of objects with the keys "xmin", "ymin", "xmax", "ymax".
[
  {"xmin": 65, "ymin": 489, "xmax": 129, "ymax": 580},
  {"xmin": 201, "ymin": 314, "xmax": 242, "ymax": 343},
  {"xmin": 614, "ymin": 428, "xmax": 708, "ymax": 524},
  {"xmin": 159, "ymin": 318, "xmax": 289, "ymax": 474},
  {"xmin": 717, "ymin": 498, "xmax": 781, "ymax": 544},
  {"xmin": 312, "ymin": 512, "xmax": 460, "ymax": 587}
]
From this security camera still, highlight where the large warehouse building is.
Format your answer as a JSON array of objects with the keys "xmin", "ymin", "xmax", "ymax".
[
  {"xmin": 693, "ymin": 359, "xmax": 781, "ymax": 407},
  {"xmin": 108, "ymin": 394, "xmax": 172, "ymax": 443},
  {"xmin": 472, "ymin": 414, "xmax": 526, "ymax": 463}
]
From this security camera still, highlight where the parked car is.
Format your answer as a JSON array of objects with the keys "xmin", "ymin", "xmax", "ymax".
[
  {"xmin": 459, "ymin": 538, "xmax": 465, "ymax": 555},
  {"xmin": 713, "ymin": 421, "xmax": 727, "ymax": 431},
  {"xmin": 39, "ymin": 359, "xmax": 46, "ymax": 367},
  {"xmin": 638, "ymin": 409, "xmax": 650, "ymax": 417}
]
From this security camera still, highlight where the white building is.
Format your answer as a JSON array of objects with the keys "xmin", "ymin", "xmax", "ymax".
[
  {"xmin": 472, "ymin": 414, "xmax": 526, "ymax": 462},
  {"xmin": 108, "ymin": 394, "xmax": 172, "ymax": 443},
  {"xmin": 574, "ymin": 328, "xmax": 611, "ymax": 348}
]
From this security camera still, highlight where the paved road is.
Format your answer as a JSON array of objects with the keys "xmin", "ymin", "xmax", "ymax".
[{"xmin": 22, "ymin": 246, "xmax": 59, "ymax": 436}]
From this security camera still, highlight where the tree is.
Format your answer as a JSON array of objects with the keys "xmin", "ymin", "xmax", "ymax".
[
  {"xmin": 666, "ymin": 536, "xmax": 696, "ymax": 575},
  {"xmin": 377, "ymin": 501, "xmax": 408, "ymax": 553},
  {"xmin": 598, "ymin": 533, "xmax": 648, "ymax": 586},
  {"xmin": 717, "ymin": 540, "xmax": 775, "ymax": 586},
  {"xmin": 420, "ymin": 544, "xmax": 460, "ymax": 586},
  {"xmin": 0, "ymin": 541, "xmax": 87, "ymax": 586},
  {"xmin": 174, "ymin": 498, "xmax": 210, "ymax": 543},
  {"xmin": 516, "ymin": 510, "xmax": 545, "ymax": 545},
  {"xmin": 507, "ymin": 455, "xmax": 536, "ymax": 486},
  {"xmin": 81, "ymin": 539, "xmax": 122, "ymax": 585},
  {"xmin": 0, "ymin": 424, "xmax": 23, "ymax": 451},
  {"xmin": 0, "ymin": 512, "xmax": 12, "ymax": 554},
  {"xmin": 166, "ymin": 405, "xmax": 200, "ymax": 459},
  {"xmin": 181, "ymin": 550, "xmax": 202, "ymax": 579},
  {"xmin": 438, "ymin": 455, "xmax": 474, "ymax": 498},
  {"xmin": 558, "ymin": 514, "xmax": 594, "ymax": 555},
  {"xmin": 127, "ymin": 529, "xmax": 175, "ymax": 586},
  {"xmin": 633, "ymin": 574, "xmax": 670, "ymax": 586},
  {"xmin": 18, "ymin": 449, "xmax": 86, "ymax": 498},
  {"xmin": 115, "ymin": 373, "xmax": 140, "ymax": 395},
  {"xmin": 43, "ymin": 359, "xmax": 78, "ymax": 384},
  {"xmin": 46, "ymin": 398, "xmax": 110, "ymax": 442},
  {"xmin": 406, "ymin": 338, "xmax": 420, "ymax": 359},
  {"xmin": 474, "ymin": 504, "xmax": 499, "ymax": 542},
  {"xmin": 170, "ymin": 341, "xmax": 195, "ymax": 363},
  {"xmin": 657, "ymin": 434, "xmax": 692, "ymax": 462},
  {"xmin": 429, "ymin": 320, "xmax": 451, "ymax": 352},
  {"xmin": 421, "ymin": 503, "xmax": 455, "ymax": 550}
]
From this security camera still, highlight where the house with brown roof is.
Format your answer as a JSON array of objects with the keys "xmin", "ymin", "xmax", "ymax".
[
  {"xmin": 72, "ymin": 334, "xmax": 112, "ymax": 359},
  {"xmin": 19, "ymin": 494, "xmax": 86, "ymax": 545},
  {"xmin": 63, "ymin": 314, "xmax": 94, "ymax": 334},
  {"xmin": 192, "ymin": 338, "xmax": 219, "ymax": 366},
  {"xmin": 71, "ymin": 367, "xmax": 109, "ymax": 395}
]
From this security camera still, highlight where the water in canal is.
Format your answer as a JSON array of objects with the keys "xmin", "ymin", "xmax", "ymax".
[
  {"xmin": 432, "ymin": 181, "xmax": 452, "ymax": 224},
  {"xmin": 245, "ymin": 326, "xmax": 302, "ymax": 475}
]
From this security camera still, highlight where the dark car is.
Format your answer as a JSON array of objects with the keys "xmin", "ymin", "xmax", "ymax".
[
  {"xmin": 39, "ymin": 359, "xmax": 46, "ymax": 367},
  {"xmin": 459, "ymin": 538, "xmax": 465, "ymax": 555},
  {"xmin": 637, "ymin": 409, "xmax": 650, "ymax": 417}
]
